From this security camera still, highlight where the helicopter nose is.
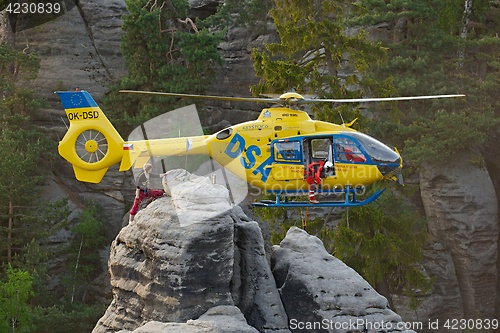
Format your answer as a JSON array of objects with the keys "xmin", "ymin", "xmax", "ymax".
[
  {"xmin": 377, "ymin": 151, "xmax": 403, "ymax": 185},
  {"xmin": 377, "ymin": 163, "xmax": 404, "ymax": 185},
  {"xmin": 378, "ymin": 164, "xmax": 400, "ymax": 176}
]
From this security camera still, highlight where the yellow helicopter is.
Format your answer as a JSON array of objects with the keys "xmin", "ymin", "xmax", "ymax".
[{"xmin": 56, "ymin": 90, "xmax": 464, "ymax": 208}]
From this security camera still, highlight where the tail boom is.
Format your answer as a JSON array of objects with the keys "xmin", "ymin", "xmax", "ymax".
[{"xmin": 120, "ymin": 136, "xmax": 210, "ymax": 170}]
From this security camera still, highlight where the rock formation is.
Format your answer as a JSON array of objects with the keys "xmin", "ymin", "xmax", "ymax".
[
  {"xmin": 27, "ymin": 0, "xmax": 127, "ymax": 101},
  {"xmin": 273, "ymin": 227, "xmax": 414, "ymax": 333},
  {"xmin": 417, "ymin": 157, "xmax": 498, "ymax": 321},
  {"xmin": 92, "ymin": 170, "xmax": 414, "ymax": 333}
]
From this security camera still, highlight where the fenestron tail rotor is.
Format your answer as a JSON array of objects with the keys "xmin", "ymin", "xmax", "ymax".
[
  {"xmin": 120, "ymin": 90, "xmax": 465, "ymax": 107},
  {"xmin": 75, "ymin": 130, "xmax": 109, "ymax": 164}
]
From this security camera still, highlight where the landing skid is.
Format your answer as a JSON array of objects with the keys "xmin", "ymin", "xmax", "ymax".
[{"xmin": 252, "ymin": 187, "xmax": 385, "ymax": 208}]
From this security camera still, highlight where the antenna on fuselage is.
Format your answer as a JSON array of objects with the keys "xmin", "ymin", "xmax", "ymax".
[{"xmin": 338, "ymin": 109, "xmax": 345, "ymax": 125}]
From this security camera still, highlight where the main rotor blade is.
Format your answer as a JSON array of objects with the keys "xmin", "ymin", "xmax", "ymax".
[
  {"xmin": 300, "ymin": 94, "xmax": 466, "ymax": 104},
  {"xmin": 121, "ymin": 90, "xmax": 465, "ymax": 106},
  {"xmin": 120, "ymin": 90, "xmax": 277, "ymax": 104}
]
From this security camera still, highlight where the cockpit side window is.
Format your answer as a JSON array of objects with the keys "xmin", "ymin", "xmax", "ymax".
[{"xmin": 334, "ymin": 136, "xmax": 367, "ymax": 163}]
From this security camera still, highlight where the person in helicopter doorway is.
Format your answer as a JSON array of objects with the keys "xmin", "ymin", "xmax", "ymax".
[
  {"xmin": 305, "ymin": 160, "xmax": 334, "ymax": 204},
  {"xmin": 129, "ymin": 163, "xmax": 166, "ymax": 223}
]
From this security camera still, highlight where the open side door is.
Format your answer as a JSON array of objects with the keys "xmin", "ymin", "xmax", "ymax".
[{"xmin": 304, "ymin": 136, "xmax": 335, "ymax": 178}]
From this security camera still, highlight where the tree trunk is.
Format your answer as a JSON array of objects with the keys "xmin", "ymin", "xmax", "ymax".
[
  {"xmin": 0, "ymin": 11, "xmax": 15, "ymax": 46},
  {"xmin": 71, "ymin": 235, "xmax": 84, "ymax": 304},
  {"xmin": 324, "ymin": 47, "xmax": 338, "ymax": 78},
  {"xmin": 458, "ymin": 0, "xmax": 473, "ymax": 65},
  {"xmin": 8, "ymin": 195, "xmax": 13, "ymax": 263},
  {"xmin": 0, "ymin": 11, "xmax": 18, "ymax": 89},
  {"xmin": 376, "ymin": 278, "xmax": 396, "ymax": 310},
  {"xmin": 460, "ymin": 0, "xmax": 473, "ymax": 39}
]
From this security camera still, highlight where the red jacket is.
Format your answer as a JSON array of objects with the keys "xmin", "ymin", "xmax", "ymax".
[{"xmin": 305, "ymin": 160, "xmax": 325, "ymax": 184}]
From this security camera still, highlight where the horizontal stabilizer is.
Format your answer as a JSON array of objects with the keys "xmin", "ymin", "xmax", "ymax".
[{"xmin": 73, "ymin": 165, "xmax": 108, "ymax": 184}]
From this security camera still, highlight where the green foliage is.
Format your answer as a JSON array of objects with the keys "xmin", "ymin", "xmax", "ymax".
[
  {"xmin": 402, "ymin": 108, "xmax": 493, "ymax": 166},
  {"xmin": 0, "ymin": 266, "xmax": 34, "ymax": 333},
  {"xmin": 354, "ymin": 0, "xmax": 500, "ymax": 168},
  {"xmin": 11, "ymin": 200, "xmax": 69, "ymax": 311},
  {"xmin": 0, "ymin": 44, "xmax": 57, "ymax": 265},
  {"xmin": 0, "ymin": 0, "xmax": 9, "ymax": 11},
  {"xmin": 251, "ymin": 0, "xmax": 388, "ymax": 91},
  {"xmin": 0, "ymin": 124, "xmax": 57, "ymax": 263},
  {"xmin": 66, "ymin": 201, "xmax": 106, "ymax": 304},
  {"xmin": 202, "ymin": 0, "xmax": 273, "ymax": 33},
  {"xmin": 256, "ymin": 189, "xmax": 431, "ymax": 309},
  {"xmin": 254, "ymin": 194, "xmax": 338, "ymax": 251},
  {"xmin": 105, "ymin": 0, "xmax": 223, "ymax": 132},
  {"xmin": 33, "ymin": 303, "xmax": 105, "ymax": 333},
  {"xmin": 0, "ymin": 44, "xmax": 40, "ymax": 81},
  {"xmin": 332, "ymin": 189, "xmax": 432, "ymax": 309},
  {"xmin": 0, "ymin": 36, "xmax": 104, "ymax": 333},
  {"xmin": 12, "ymin": 241, "xmax": 49, "ymax": 309},
  {"xmin": 253, "ymin": 194, "xmax": 300, "ymax": 245},
  {"xmin": 251, "ymin": 0, "xmax": 390, "ymax": 127},
  {"xmin": 5, "ymin": 198, "xmax": 105, "ymax": 333},
  {"xmin": 0, "ymin": 44, "xmax": 41, "ymax": 117},
  {"xmin": 72, "ymin": 202, "xmax": 106, "ymax": 246}
]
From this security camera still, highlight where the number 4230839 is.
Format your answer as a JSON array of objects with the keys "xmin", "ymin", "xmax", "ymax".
[
  {"xmin": 5, "ymin": 2, "xmax": 62, "ymax": 14},
  {"xmin": 443, "ymin": 318, "xmax": 498, "ymax": 330}
]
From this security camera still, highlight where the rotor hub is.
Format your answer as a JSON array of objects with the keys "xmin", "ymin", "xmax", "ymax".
[
  {"xmin": 279, "ymin": 92, "xmax": 304, "ymax": 106},
  {"xmin": 85, "ymin": 140, "xmax": 98, "ymax": 153}
]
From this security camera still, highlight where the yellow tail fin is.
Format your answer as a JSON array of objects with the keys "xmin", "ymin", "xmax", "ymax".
[{"xmin": 56, "ymin": 91, "xmax": 124, "ymax": 183}]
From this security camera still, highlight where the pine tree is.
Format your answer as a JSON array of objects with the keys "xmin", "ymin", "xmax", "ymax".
[
  {"xmin": 353, "ymin": 0, "xmax": 500, "ymax": 166},
  {"xmin": 201, "ymin": 0, "xmax": 273, "ymax": 33},
  {"xmin": 0, "ymin": 25, "xmax": 104, "ymax": 333},
  {"xmin": 0, "ymin": 45, "xmax": 53, "ymax": 264},
  {"xmin": 0, "ymin": 129, "xmax": 45, "ymax": 263},
  {"xmin": 105, "ymin": 0, "xmax": 224, "ymax": 131},
  {"xmin": 251, "ymin": 0, "xmax": 389, "ymax": 125}
]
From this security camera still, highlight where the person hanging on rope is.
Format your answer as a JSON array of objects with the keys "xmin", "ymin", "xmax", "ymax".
[
  {"xmin": 305, "ymin": 160, "xmax": 333, "ymax": 204},
  {"xmin": 129, "ymin": 163, "xmax": 166, "ymax": 223}
]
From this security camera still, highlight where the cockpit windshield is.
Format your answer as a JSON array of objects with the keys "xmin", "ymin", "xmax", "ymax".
[
  {"xmin": 347, "ymin": 132, "xmax": 400, "ymax": 164},
  {"xmin": 335, "ymin": 132, "xmax": 400, "ymax": 165}
]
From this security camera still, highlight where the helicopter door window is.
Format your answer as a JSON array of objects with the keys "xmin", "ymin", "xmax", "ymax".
[
  {"xmin": 274, "ymin": 140, "xmax": 302, "ymax": 163},
  {"xmin": 311, "ymin": 138, "xmax": 332, "ymax": 160},
  {"xmin": 334, "ymin": 136, "xmax": 367, "ymax": 163},
  {"xmin": 309, "ymin": 138, "xmax": 334, "ymax": 177}
]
